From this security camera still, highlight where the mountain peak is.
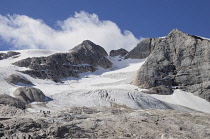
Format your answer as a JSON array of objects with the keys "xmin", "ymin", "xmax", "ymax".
[
  {"xmin": 72, "ymin": 40, "xmax": 107, "ymax": 54},
  {"xmin": 168, "ymin": 29, "xmax": 207, "ymax": 41},
  {"xmin": 132, "ymin": 27, "xmax": 210, "ymax": 102},
  {"xmin": 168, "ymin": 28, "xmax": 186, "ymax": 36},
  {"xmin": 81, "ymin": 40, "xmax": 96, "ymax": 46}
]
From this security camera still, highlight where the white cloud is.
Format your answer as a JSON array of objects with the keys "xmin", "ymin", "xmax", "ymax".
[{"xmin": 0, "ymin": 11, "xmax": 140, "ymax": 53}]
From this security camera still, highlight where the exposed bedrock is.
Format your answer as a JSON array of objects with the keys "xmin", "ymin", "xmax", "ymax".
[
  {"xmin": 13, "ymin": 87, "xmax": 47, "ymax": 104},
  {"xmin": 0, "ymin": 94, "xmax": 25, "ymax": 109},
  {"xmin": 110, "ymin": 48, "xmax": 128, "ymax": 57},
  {"xmin": 125, "ymin": 38, "xmax": 158, "ymax": 59},
  {"xmin": 132, "ymin": 29, "xmax": 210, "ymax": 101},
  {"xmin": 1, "ymin": 106, "xmax": 210, "ymax": 139},
  {"xmin": 13, "ymin": 40, "xmax": 112, "ymax": 82},
  {"xmin": 5, "ymin": 74, "xmax": 34, "ymax": 86},
  {"xmin": 0, "ymin": 51, "xmax": 20, "ymax": 60}
]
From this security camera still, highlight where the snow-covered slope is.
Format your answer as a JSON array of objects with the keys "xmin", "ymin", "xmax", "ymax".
[
  {"xmin": 152, "ymin": 89, "xmax": 210, "ymax": 114},
  {"xmin": 0, "ymin": 49, "xmax": 60, "ymax": 95},
  {"xmin": 1, "ymin": 49, "xmax": 210, "ymax": 114}
]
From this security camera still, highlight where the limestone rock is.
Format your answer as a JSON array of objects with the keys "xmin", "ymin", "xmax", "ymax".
[
  {"xmin": 0, "ymin": 94, "xmax": 25, "ymax": 109},
  {"xmin": 110, "ymin": 48, "xmax": 128, "ymax": 57},
  {"xmin": 70, "ymin": 40, "xmax": 112, "ymax": 69},
  {"xmin": 132, "ymin": 29, "xmax": 210, "ymax": 101},
  {"xmin": 125, "ymin": 38, "xmax": 159, "ymax": 59},
  {"xmin": 5, "ymin": 74, "xmax": 34, "ymax": 86},
  {"xmin": 1, "ymin": 106, "xmax": 210, "ymax": 139},
  {"xmin": 13, "ymin": 40, "xmax": 112, "ymax": 82},
  {"xmin": 0, "ymin": 51, "xmax": 20, "ymax": 60},
  {"xmin": 13, "ymin": 87, "xmax": 46, "ymax": 104}
]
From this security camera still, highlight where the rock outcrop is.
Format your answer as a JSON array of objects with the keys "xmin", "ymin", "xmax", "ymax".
[
  {"xmin": 13, "ymin": 40, "xmax": 112, "ymax": 82},
  {"xmin": 1, "ymin": 106, "xmax": 210, "ymax": 139},
  {"xmin": 13, "ymin": 87, "xmax": 46, "ymax": 104},
  {"xmin": 125, "ymin": 38, "xmax": 158, "ymax": 59},
  {"xmin": 0, "ymin": 51, "xmax": 20, "ymax": 60},
  {"xmin": 110, "ymin": 48, "xmax": 128, "ymax": 57},
  {"xmin": 0, "ymin": 94, "xmax": 25, "ymax": 109},
  {"xmin": 5, "ymin": 74, "xmax": 34, "ymax": 86},
  {"xmin": 132, "ymin": 29, "xmax": 210, "ymax": 101}
]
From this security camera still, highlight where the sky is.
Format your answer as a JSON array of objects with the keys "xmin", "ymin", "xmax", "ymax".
[{"xmin": 0, "ymin": 0, "xmax": 210, "ymax": 52}]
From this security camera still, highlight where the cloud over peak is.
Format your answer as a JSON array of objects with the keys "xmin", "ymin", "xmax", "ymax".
[{"xmin": 0, "ymin": 11, "xmax": 140, "ymax": 52}]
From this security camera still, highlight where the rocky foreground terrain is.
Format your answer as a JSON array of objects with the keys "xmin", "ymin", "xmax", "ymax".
[{"xmin": 1, "ymin": 105, "xmax": 210, "ymax": 139}]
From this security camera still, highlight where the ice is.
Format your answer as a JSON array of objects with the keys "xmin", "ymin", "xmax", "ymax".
[{"xmin": 1, "ymin": 49, "xmax": 210, "ymax": 114}]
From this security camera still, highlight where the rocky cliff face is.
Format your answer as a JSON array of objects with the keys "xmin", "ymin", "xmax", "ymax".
[
  {"xmin": 132, "ymin": 29, "xmax": 210, "ymax": 101},
  {"xmin": 110, "ymin": 48, "xmax": 128, "ymax": 57},
  {"xmin": 125, "ymin": 38, "xmax": 158, "ymax": 59},
  {"xmin": 13, "ymin": 40, "xmax": 112, "ymax": 82}
]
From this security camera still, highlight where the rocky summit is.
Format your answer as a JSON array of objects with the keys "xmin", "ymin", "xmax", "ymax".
[
  {"xmin": 13, "ymin": 40, "xmax": 112, "ymax": 82},
  {"xmin": 132, "ymin": 29, "xmax": 210, "ymax": 101}
]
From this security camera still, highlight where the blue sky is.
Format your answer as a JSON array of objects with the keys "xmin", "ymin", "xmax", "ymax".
[{"xmin": 0, "ymin": 0, "xmax": 210, "ymax": 51}]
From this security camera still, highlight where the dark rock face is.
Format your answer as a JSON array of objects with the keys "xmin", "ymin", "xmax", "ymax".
[
  {"xmin": 133, "ymin": 29, "xmax": 210, "ymax": 101},
  {"xmin": 0, "ymin": 94, "xmax": 25, "ymax": 109},
  {"xmin": 5, "ymin": 74, "xmax": 34, "ymax": 86},
  {"xmin": 13, "ymin": 40, "xmax": 112, "ymax": 82},
  {"xmin": 110, "ymin": 48, "xmax": 128, "ymax": 57},
  {"xmin": 0, "ymin": 51, "xmax": 20, "ymax": 60},
  {"xmin": 13, "ymin": 87, "xmax": 46, "ymax": 104},
  {"xmin": 70, "ymin": 40, "xmax": 112, "ymax": 68},
  {"xmin": 125, "ymin": 38, "xmax": 158, "ymax": 59}
]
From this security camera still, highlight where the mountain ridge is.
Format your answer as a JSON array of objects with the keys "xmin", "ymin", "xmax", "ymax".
[
  {"xmin": 132, "ymin": 28, "xmax": 210, "ymax": 101},
  {"xmin": 12, "ymin": 40, "xmax": 112, "ymax": 82},
  {"xmin": 1, "ymin": 29, "xmax": 210, "ymax": 138}
]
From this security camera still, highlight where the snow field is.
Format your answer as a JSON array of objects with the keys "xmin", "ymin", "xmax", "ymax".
[{"xmin": 0, "ymin": 49, "xmax": 210, "ymax": 114}]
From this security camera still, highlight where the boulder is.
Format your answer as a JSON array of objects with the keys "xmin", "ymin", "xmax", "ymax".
[
  {"xmin": 110, "ymin": 48, "xmax": 128, "ymax": 57},
  {"xmin": 132, "ymin": 29, "xmax": 210, "ymax": 101},
  {"xmin": 13, "ymin": 40, "xmax": 112, "ymax": 82},
  {"xmin": 13, "ymin": 87, "xmax": 46, "ymax": 104},
  {"xmin": 5, "ymin": 74, "xmax": 34, "ymax": 86},
  {"xmin": 0, "ymin": 94, "xmax": 25, "ymax": 109}
]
